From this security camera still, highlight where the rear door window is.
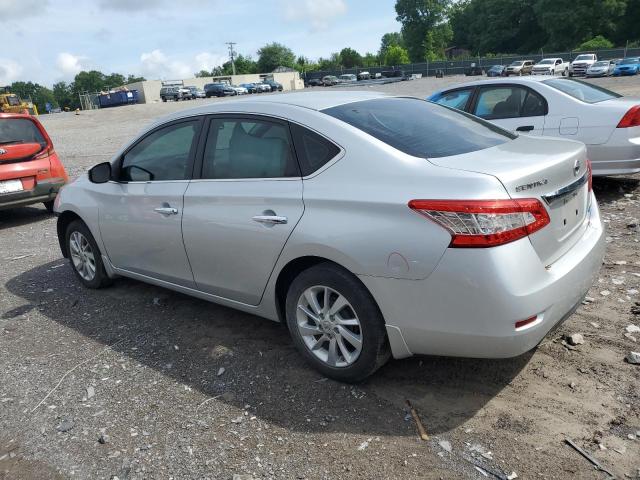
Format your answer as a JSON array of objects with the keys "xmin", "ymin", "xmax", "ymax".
[
  {"xmin": 290, "ymin": 123, "xmax": 341, "ymax": 175},
  {"xmin": 323, "ymin": 97, "xmax": 513, "ymax": 159},
  {"xmin": 473, "ymin": 86, "xmax": 546, "ymax": 119}
]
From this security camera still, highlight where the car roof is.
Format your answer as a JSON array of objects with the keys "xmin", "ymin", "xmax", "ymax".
[{"xmin": 437, "ymin": 76, "xmax": 566, "ymax": 91}]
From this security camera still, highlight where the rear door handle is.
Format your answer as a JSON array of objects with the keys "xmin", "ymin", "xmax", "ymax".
[
  {"xmin": 516, "ymin": 125, "xmax": 534, "ymax": 132},
  {"xmin": 154, "ymin": 207, "xmax": 178, "ymax": 216},
  {"xmin": 252, "ymin": 215, "xmax": 288, "ymax": 225}
]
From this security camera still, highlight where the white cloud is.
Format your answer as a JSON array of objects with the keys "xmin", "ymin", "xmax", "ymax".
[
  {"xmin": 137, "ymin": 50, "xmax": 228, "ymax": 80},
  {"xmin": 99, "ymin": 0, "xmax": 165, "ymax": 11},
  {"xmin": 282, "ymin": 0, "xmax": 347, "ymax": 31},
  {"xmin": 0, "ymin": 0, "xmax": 48, "ymax": 20},
  {"xmin": 0, "ymin": 59, "xmax": 23, "ymax": 84},
  {"xmin": 56, "ymin": 52, "xmax": 86, "ymax": 78}
]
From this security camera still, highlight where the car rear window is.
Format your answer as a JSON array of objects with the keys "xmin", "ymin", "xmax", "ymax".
[
  {"xmin": 322, "ymin": 97, "xmax": 514, "ymax": 159},
  {"xmin": 543, "ymin": 78, "xmax": 621, "ymax": 103},
  {"xmin": 0, "ymin": 118, "xmax": 46, "ymax": 146}
]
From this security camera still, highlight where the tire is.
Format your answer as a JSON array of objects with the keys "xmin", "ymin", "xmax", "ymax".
[
  {"xmin": 43, "ymin": 200, "xmax": 55, "ymax": 213},
  {"xmin": 162, "ymin": 97, "xmax": 167, "ymax": 102},
  {"xmin": 285, "ymin": 262, "xmax": 390, "ymax": 383},
  {"xmin": 65, "ymin": 220, "xmax": 112, "ymax": 289}
]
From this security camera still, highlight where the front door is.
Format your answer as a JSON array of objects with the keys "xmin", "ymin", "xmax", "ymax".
[
  {"xmin": 98, "ymin": 118, "xmax": 202, "ymax": 287},
  {"xmin": 472, "ymin": 85, "xmax": 546, "ymax": 136},
  {"xmin": 182, "ymin": 115, "xmax": 304, "ymax": 305}
]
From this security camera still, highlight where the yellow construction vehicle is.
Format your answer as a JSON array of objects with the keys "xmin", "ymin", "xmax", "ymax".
[{"xmin": 0, "ymin": 86, "xmax": 38, "ymax": 115}]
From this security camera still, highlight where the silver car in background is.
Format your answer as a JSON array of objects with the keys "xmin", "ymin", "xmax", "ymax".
[
  {"xmin": 55, "ymin": 92, "xmax": 604, "ymax": 382},
  {"xmin": 429, "ymin": 77, "xmax": 640, "ymax": 175}
]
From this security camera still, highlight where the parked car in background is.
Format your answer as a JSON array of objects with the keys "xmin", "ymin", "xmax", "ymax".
[
  {"xmin": 586, "ymin": 60, "xmax": 617, "ymax": 77},
  {"xmin": 428, "ymin": 77, "xmax": 640, "ymax": 176},
  {"xmin": 179, "ymin": 87, "xmax": 193, "ymax": 100},
  {"xmin": 0, "ymin": 113, "xmax": 68, "ymax": 212},
  {"xmin": 613, "ymin": 57, "xmax": 640, "ymax": 76},
  {"xmin": 381, "ymin": 70, "xmax": 405, "ymax": 78},
  {"xmin": 204, "ymin": 83, "xmax": 236, "ymax": 98},
  {"xmin": 256, "ymin": 83, "xmax": 271, "ymax": 93},
  {"xmin": 306, "ymin": 78, "xmax": 323, "ymax": 87},
  {"xmin": 486, "ymin": 65, "xmax": 506, "ymax": 77},
  {"xmin": 262, "ymin": 80, "xmax": 283, "ymax": 92},
  {"xmin": 532, "ymin": 58, "xmax": 569, "ymax": 76},
  {"xmin": 505, "ymin": 60, "xmax": 534, "ymax": 76},
  {"xmin": 240, "ymin": 83, "xmax": 258, "ymax": 93},
  {"xmin": 160, "ymin": 86, "xmax": 183, "ymax": 102},
  {"xmin": 322, "ymin": 75, "xmax": 339, "ymax": 86},
  {"xmin": 464, "ymin": 63, "xmax": 484, "ymax": 76},
  {"xmin": 339, "ymin": 74, "xmax": 357, "ymax": 83},
  {"xmin": 185, "ymin": 86, "xmax": 206, "ymax": 99},
  {"xmin": 55, "ymin": 91, "xmax": 604, "ymax": 382},
  {"xmin": 231, "ymin": 85, "xmax": 248, "ymax": 95},
  {"xmin": 569, "ymin": 54, "xmax": 597, "ymax": 76},
  {"xmin": 357, "ymin": 71, "xmax": 371, "ymax": 80}
]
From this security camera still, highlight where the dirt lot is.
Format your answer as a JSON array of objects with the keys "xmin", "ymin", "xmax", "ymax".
[{"xmin": 1, "ymin": 75, "xmax": 639, "ymax": 480}]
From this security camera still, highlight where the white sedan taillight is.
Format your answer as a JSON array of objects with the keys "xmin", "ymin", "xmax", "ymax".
[{"xmin": 409, "ymin": 199, "xmax": 550, "ymax": 248}]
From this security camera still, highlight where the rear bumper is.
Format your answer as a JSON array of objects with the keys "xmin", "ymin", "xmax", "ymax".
[
  {"xmin": 360, "ymin": 195, "xmax": 604, "ymax": 359},
  {"xmin": 0, "ymin": 177, "xmax": 65, "ymax": 210}
]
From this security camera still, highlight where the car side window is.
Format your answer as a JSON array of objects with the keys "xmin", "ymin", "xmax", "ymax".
[
  {"xmin": 290, "ymin": 123, "xmax": 341, "ymax": 176},
  {"xmin": 202, "ymin": 118, "xmax": 300, "ymax": 179},
  {"xmin": 120, "ymin": 121, "xmax": 198, "ymax": 182},
  {"xmin": 474, "ymin": 86, "xmax": 545, "ymax": 119},
  {"xmin": 433, "ymin": 89, "xmax": 472, "ymax": 111}
]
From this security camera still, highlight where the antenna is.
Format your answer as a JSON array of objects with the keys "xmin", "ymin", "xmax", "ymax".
[{"xmin": 226, "ymin": 42, "xmax": 237, "ymax": 76}]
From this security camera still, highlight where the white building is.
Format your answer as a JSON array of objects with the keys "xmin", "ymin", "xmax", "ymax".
[{"xmin": 124, "ymin": 71, "xmax": 304, "ymax": 104}]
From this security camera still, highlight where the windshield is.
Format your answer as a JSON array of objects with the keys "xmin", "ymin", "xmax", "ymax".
[
  {"xmin": 489, "ymin": 65, "xmax": 502, "ymax": 70},
  {"xmin": 592, "ymin": 61, "xmax": 608, "ymax": 67},
  {"xmin": 575, "ymin": 55, "xmax": 594, "ymax": 61},
  {"xmin": 538, "ymin": 60, "xmax": 554, "ymax": 65},
  {"xmin": 322, "ymin": 98, "xmax": 514, "ymax": 159},
  {"xmin": 0, "ymin": 118, "xmax": 46, "ymax": 146},
  {"xmin": 544, "ymin": 78, "xmax": 621, "ymax": 103},
  {"xmin": 621, "ymin": 57, "xmax": 640, "ymax": 64},
  {"xmin": 509, "ymin": 61, "xmax": 523, "ymax": 66}
]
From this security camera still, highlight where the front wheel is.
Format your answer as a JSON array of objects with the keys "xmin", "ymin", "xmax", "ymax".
[
  {"xmin": 285, "ymin": 263, "xmax": 390, "ymax": 382},
  {"xmin": 65, "ymin": 220, "xmax": 112, "ymax": 289}
]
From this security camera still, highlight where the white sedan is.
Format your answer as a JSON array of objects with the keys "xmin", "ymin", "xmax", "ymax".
[{"xmin": 429, "ymin": 77, "xmax": 640, "ymax": 176}]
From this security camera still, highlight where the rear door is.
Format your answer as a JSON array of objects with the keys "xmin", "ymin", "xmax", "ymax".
[
  {"xmin": 182, "ymin": 115, "xmax": 304, "ymax": 305},
  {"xmin": 471, "ymin": 84, "xmax": 546, "ymax": 136}
]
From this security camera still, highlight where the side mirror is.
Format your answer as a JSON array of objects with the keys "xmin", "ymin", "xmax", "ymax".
[{"xmin": 88, "ymin": 162, "xmax": 112, "ymax": 184}]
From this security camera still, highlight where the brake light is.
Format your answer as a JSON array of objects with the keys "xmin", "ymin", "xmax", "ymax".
[
  {"xmin": 409, "ymin": 198, "xmax": 550, "ymax": 248},
  {"xmin": 617, "ymin": 105, "xmax": 640, "ymax": 128},
  {"xmin": 32, "ymin": 145, "xmax": 53, "ymax": 160}
]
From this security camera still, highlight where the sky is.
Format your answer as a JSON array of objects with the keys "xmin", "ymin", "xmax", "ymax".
[{"xmin": 0, "ymin": 0, "xmax": 400, "ymax": 87}]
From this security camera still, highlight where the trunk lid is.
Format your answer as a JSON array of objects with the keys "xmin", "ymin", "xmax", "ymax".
[{"xmin": 428, "ymin": 135, "xmax": 590, "ymax": 264}]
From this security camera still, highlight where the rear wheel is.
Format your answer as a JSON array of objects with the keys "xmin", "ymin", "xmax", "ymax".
[
  {"xmin": 285, "ymin": 263, "xmax": 390, "ymax": 382},
  {"xmin": 66, "ymin": 220, "xmax": 112, "ymax": 289}
]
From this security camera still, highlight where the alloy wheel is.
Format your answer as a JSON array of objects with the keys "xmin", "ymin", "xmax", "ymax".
[
  {"xmin": 296, "ymin": 286, "xmax": 363, "ymax": 367},
  {"xmin": 69, "ymin": 231, "xmax": 96, "ymax": 281}
]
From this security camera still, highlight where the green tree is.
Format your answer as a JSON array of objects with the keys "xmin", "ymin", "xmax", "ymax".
[
  {"xmin": 395, "ymin": 0, "xmax": 452, "ymax": 62},
  {"xmin": 194, "ymin": 70, "xmax": 211, "ymax": 78},
  {"xmin": 379, "ymin": 32, "xmax": 404, "ymax": 58},
  {"xmin": 317, "ymin": 53, "xmax": 342, "ymax": 71},
  {"xmin": 10, "ymin": 81, "xmax": 57, "ymax": 113},
  {"xmin": 577, "ymin": 35, "xmax": 614, "ymax": 50},
  {"xmin": 126, "ymin": 74, "xmax": 146, "ymax": 84},
  {"xmin": 53, "ymin": 81, "xmax": 75, "ymax": 110},
  {"xmin": 339, "ymin": 47, "xmax": 363, "ymax": 68},
  {"xmin": 222, "ymin": 54, "xmax": 258, "ymax": 74},
  {"xmin": 362, "ymin": 52, "xmax": 380, "ymax": 67},
  {"xmin": 257, "ymin": 43, "xmax": 296, "ymax": 73},
  {"xmin": 73, "ymin": 70, "xmax": 107, "ymax": 93},
  {"xmin": 384, "ymin": 45, "xmax": 411, "ymax": 65}
]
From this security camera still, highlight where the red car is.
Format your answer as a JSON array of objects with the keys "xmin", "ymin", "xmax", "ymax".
[{"xmin": 0, "ymin": 113, "xmax": 68, "ymax": 212}]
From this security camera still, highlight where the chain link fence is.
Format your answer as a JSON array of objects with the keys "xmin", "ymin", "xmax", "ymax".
[{"xmin": 303, "ymin": 47, "xmax": 640, "ymax": 81}]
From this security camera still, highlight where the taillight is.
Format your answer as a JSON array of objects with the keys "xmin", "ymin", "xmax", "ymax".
[
  {"xmin": 409, "ymin": 198, "xmax": 550, "ymax": 248},
  {"xmin": 32, "ymin": 145, "xmax": 53, "ymax": 160},
  {"xmin": 617, "ymin": 105, "xmax": 640, "ymax": 128}
]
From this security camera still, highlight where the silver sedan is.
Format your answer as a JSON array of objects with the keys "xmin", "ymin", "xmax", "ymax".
[{"xmin": 55, "ymin": 92, "xmax": 604, "ymax": 382}]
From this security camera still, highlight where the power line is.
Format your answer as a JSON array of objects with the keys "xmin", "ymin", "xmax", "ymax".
[{"xmin": 226, "ymin": 42, "xmax": 237, "ymax": 76}]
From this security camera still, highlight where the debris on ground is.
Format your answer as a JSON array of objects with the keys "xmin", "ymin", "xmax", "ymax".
[
  {"xmin": 564, "ymin": 438, "xmax": 615, "ymax": 478},
  {"xmin": 437, "ymin": 439, "xmax": 452, "ymax": 453},
  {"xmin": 625, "ymin": 351, "xmax": 640, "ymax": 364},
  {"xmin": 564, "ymin": 333, "xmax": 585, "ymax": 346},
  {"xmin": 56, "ymin": 419, "xmax": 74, "ymax": 433}
]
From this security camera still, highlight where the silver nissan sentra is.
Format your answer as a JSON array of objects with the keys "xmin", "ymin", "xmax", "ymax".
[{"xmin": 55, "ymin": 91, "xmax": 605, "ymax": 382}]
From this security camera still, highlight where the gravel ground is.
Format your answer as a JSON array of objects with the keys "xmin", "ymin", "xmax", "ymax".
[{"xmin": 1, "ymin": 75, "xmax": 639, "ymax": 480}]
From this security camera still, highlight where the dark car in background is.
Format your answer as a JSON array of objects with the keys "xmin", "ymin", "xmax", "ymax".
[
  {"xmin": 240, "ymin": 83, "xmax": 258, "ymax": 93},
  {"xmin": 306, "ymin": 78, "xmax": 323, "ymax": 87},
  {"xmin": 185, "ymin": 86, "xmax": 206, "ymax": 99},
  {"xmin": 464, "ymin": 63, "xmax": 484, "ymax": 76},
  {"xmin": 262, "ymin": 80, "xmax": 283, "ymax": 92},
  {"xmin": 204, "ymin": 83, "xmax": 236, "ymax": 98},
  {"xmin": 486, "ymin": 65, "xmax": 506, "ymax": 77},
  {"xmin": 159, "ymin": 86, "xmax": 183, "ymax": 102}
]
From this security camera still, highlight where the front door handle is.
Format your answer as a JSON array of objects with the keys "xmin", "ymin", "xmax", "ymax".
[
  {"xmin": 516, "ymin": 125, "xmax": 534, "ymax": 132},
  {"xmin": 252, "ymin": 215, "xmax": 288, "ymax": 225},
  {"xmin": 154, "ymin": 207, "xmax": 178, "ymax": 216}
]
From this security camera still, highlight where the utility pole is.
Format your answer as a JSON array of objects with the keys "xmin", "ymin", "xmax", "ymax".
[{"xmin": 226, "ymin": 42, "xmax": 237, "ymax": 76}]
